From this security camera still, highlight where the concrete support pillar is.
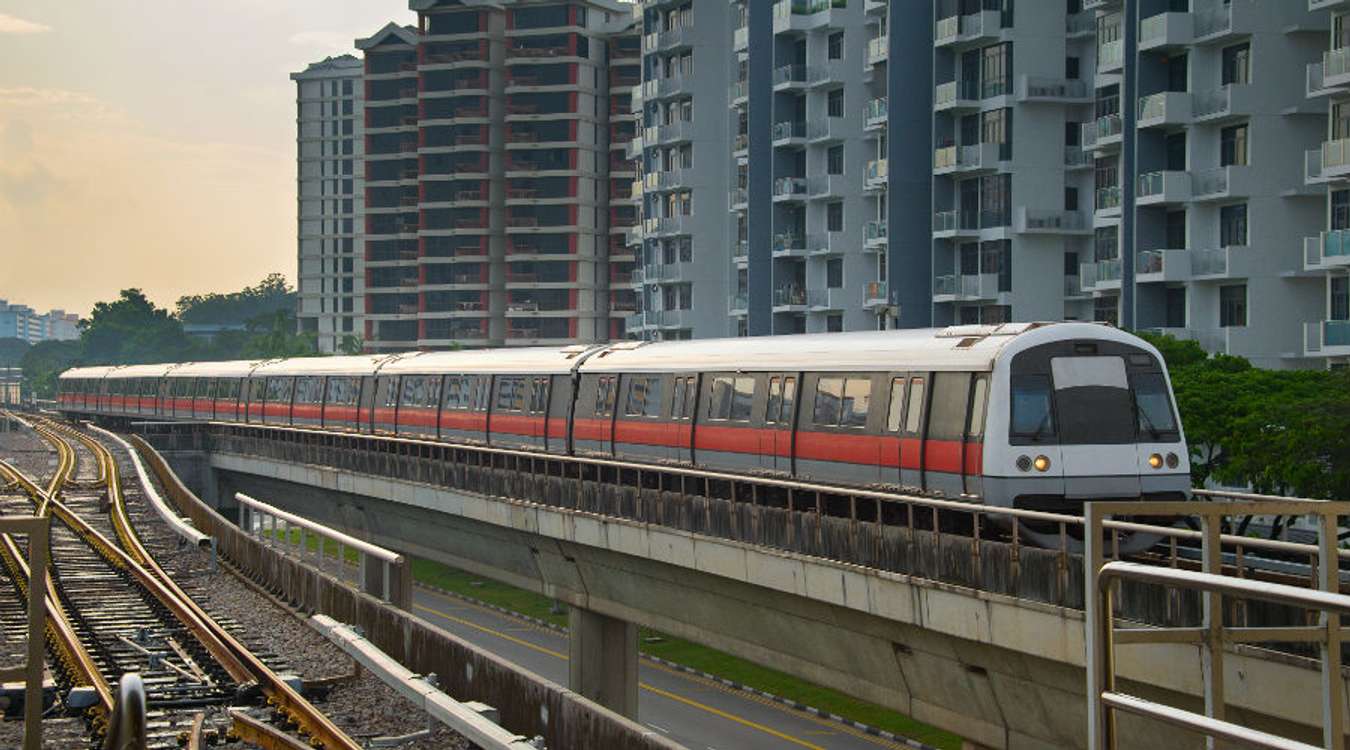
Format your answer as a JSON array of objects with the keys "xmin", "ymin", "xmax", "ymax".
[{"xmin": 568, "ymin": 607, "xmax": 638, "ymax": 719}]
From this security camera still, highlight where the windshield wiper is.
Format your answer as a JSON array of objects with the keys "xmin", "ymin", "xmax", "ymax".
[
  {"xmin": 1029, "ymin": 411, "xmax": 1053, "ymax": 442},
  {"xmin": 1136, "ymin": 403, "xmax": 1162, "ymax": 441}
]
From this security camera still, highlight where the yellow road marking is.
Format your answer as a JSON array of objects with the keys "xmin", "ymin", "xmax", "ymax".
[{"xmin": 412, "ymin": 601, "xmax": 827, "ymax": 749}]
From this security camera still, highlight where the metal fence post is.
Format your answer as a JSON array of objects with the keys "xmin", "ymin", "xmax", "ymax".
[
  {"xmin": 1084, "ymin": 502, "xmax": 1111, "ymax": 750},
  {"xmin": 23, "ymin": 520, "xmax": 48, "ymax": 750},
  {"xmin": 1200, "ymin": 514, "xmax": 1225, "ymax": 749}
]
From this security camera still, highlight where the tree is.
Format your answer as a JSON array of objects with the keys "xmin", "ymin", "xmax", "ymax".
[
  {"xmin": 338, "ymin": 335, "xmax": 365, "ymax": 355},
  {"xmin": 20, "ymin": 339, "xmax": 82, "ymax": 398},
  {"xmin": 0, "ymin": 338, "xmax": 30, "ymax": 368},
  {"xmin": 81, "ymin": 289, "xmax": 196, "ymax": 365},
  {"xmin": 240, "ymin": 310, "xmax": 319, "ymax": 359},
  {"xmin": 176, "ymin": 273, "xmax": 295, "ymax": 326}
]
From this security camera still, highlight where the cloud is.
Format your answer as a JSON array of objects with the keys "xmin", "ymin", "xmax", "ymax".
[
  {"xmin": 0, "ymin": 163, "xmax": 60, "ymax": 206},
  {"xmin": 0, "ymin": 13, "xmax": 50, "ymax": 35}
]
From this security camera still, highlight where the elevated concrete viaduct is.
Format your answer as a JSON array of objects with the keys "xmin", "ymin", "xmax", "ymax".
[{"xmin": 149, "ymin": 424, "xmax": 1348, "ymax": 750}]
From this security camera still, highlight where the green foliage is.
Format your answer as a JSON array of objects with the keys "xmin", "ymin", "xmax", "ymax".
[
  {"xmin": 0, "ymin": 338, "xmax": 30, "ymax": 368},
  {"xmin": 239, "ymin": 310, "xmax": 319, "ymax": 360},
  {"xmin": 81, "ymin": 289, "xmax": 194, "ymax": 365},
  {"xmin": 176, "ymin": 273, "xmax": 295, "ymax": 326},
  {"xmin": 338, "ymin": 334, "xmax": 365, "ymax": 356},
  {"xmin": 20, "ymin": 339, "xmax": 83, "ymax": 398},
  {"xmin": 1147, "ymin": 333, "xmax": 1350, "ymax": 499}
]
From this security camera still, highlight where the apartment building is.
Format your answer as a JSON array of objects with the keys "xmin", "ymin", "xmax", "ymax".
[
  {"xmin": 292, "ymin": 55, "xmax": 366, "ymax": 354},
  {"xmin": 0, "ymin": 300, "xmax": 79, "ymax": 344},
  {"xmin": 355, "ymin": 2, "xmax": 635, "ymax": 353},
  {"xmin": 624, "ymin": 0, "xmax": 931, "ymax": 341},
  {"xmin": 1305, "ymin": 0, "xmax": 1350, "ymax": 367}
]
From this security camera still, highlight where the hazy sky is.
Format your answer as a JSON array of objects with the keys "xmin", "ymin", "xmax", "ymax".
[{"xmin": 0, "ymin": 1, "xmax": 413, "ymax": 318}]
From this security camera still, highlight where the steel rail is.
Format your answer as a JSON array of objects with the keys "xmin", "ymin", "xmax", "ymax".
[
  {"xmin": 228, "ymin": 708, "xmax": 316, "ymax": 750},
  {"xmin": 24, "ymin": 418, "xmax": 362, "ymax": 750},
  {"xmin": 0, "ymin": 464, "xmax": 114, "ymax": 726}
]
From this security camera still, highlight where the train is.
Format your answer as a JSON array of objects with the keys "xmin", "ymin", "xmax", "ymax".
[{"xmin": 55, "ymin": 322, "xmax": 1191, "ymax": 523}]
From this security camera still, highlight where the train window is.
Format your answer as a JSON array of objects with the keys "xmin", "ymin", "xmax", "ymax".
[
  {"xmin": 969, "ymin": 376, "xmax": 988, "ymax": 438},
  {"xmin": 248, "ymin": 378, "xmax": 266, "ymax": 403},
  {"xmin": 781, "ymin": 377, "xmax": 796, "ymax": 424},
  {"xmin": 766, "ymin": 378, "xmax": 783, "ymax": 423},
  {"xmin": 265, "ymin": 377, "xmax": 294, "ymax": 404},
  {"xmin": 929, "ymin": 373, "xmax": 972, "ymax": 442},
  {"xmin": 904, "ymin": 378, "xmax": 926, "ymax": 434},
  {"xmin": 672, "ymin": 377, "xmax": 687, "ymax": 419},
  {"xmin": 529, "ymin": 377, "xmax": 550, "ymax": 413},
  {"xmin": 624, "ymin": 375, "xmax": 661, "ymax": 418},
  {"xmin": 401, "ymin": 376, "xmax": 438, "ymax": 408},
  {"xmin": 594, "ymin": 376, "xmax": 617, "ymax": 417},
  {"xmin": 814, "ymin": 376, "xmax": 870, "ymax": 429},
  {"xmin": 442, "ymin": 376, "xmax": 471, "ymax": 410},
  {"xmin": 325, "ymin": 377, "xmax": 355, "ymax": 406},
  {"xmin": 1009, "ymin": 374, "xmax": 1055, "ymax": 441},
  {"xmin": 886, "ymin": 378, "xmax": 907, "ymax": 432},
  {"xmin": 143, "ymin": 379, "xmax": 156, "ymax": 396},
  {"xmin": 1130, "ymin": 372, "xmax": 1177, "ymax": 437},
  {"xmin": 496, "ymin": 376, "xmax": 527, "ymax": 412},
  {"xmin": 375, "ymin": 377, "xmax": 399, "ymax": 409},
  {"xmin": 707, "ymin": 376, "xmax": 749, "ymax": 421},
  {"xmin": 295, "ymin": 377, "xmax": 323, "ymax": 405}
]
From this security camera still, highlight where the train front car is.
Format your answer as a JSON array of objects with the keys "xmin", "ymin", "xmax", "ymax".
[{"xmin": 983, "ymin": 323, "xmax": 1190, "ymax": 549}]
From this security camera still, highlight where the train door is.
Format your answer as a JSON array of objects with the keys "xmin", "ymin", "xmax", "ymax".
[
  {"xmin": 925, "ymin": 372, "xmax": 972, "ymax": 497},
  {"xmin": 963, "ymin": 376, "xmax": 989, "ymax": 497},
  {"xmin": 893, "ymin": 375, "xmax": 927, "ymax": 491},
  {"xmin": 546, "ymin": 375, "xmax": 570, "ymax": 453},
  {"xmin": 529, "ymin": 376, "xmax": 551, "ymax": 449},
  {"xmin": 759, "ymin": 374, "xmax": 797, "ymax": 473},
  {"xmin": 357, "ymin": 376, "xmax": 376, "ymax": 434},
  {"xmin": 670, "ymin": 374, "xmax": 698, "ymax": 464},
  {"xmin": 245, "ymin": 378, "xmax": 266, "ymax": 423},
  {"xmin": 372, "ymin": 376, "xmax": 399, "ymax": 434},
  {"xmin": 574, "ymin": 374, "xmax": 616, "ymax": 455}
]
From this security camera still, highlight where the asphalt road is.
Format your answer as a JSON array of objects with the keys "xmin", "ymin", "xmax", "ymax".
[{"xmin": 411, "ymin": 586, "xmax": 916, "ymax": 750}]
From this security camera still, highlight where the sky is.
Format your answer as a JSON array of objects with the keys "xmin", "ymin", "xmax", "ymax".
[{"xmin": 0, "ymin": 1, "xmax": 413, "ymax": 318}]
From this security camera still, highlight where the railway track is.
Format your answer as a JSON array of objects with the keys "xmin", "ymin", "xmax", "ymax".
[{"xmin": 0, "ymin": 414, "xmax": 363, "ymax": 750}]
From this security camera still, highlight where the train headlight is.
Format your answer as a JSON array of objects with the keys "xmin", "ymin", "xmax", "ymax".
[
  {"xmin": 1166, "ymin": 452, "xmax": 1179, "ymax": 469},
  {"xmin": 1148, "ymin": 453, "xmax": 1164, "ymax": 469},
  {"xmin": 1016, "ymin": 455, "xmax": 1033, "ymax": 472},
  {"xmin": 1033, "ymin": 455, "xmax": 1051, "ymax": 472}
]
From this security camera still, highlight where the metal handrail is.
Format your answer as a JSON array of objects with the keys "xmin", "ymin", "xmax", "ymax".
[
  {"xmin": 103, "ymin": 673, "xmax": 146, "ymax": 750},
  {"xmin": 236, "ymin": 493, "xmax": 400, "ymax": 564},
  {"xmin": 1085, "ymin": 499, "xmax": 1350, "ymax": 750}
]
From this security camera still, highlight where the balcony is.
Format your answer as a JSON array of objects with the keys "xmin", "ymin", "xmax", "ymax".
[
  {"xmin": 863, "ymin": 281, "xmax": 890, "ymax": 309},
  {"xmin": 772, "ymin": 233, "xmax": 810, "ymax": 258},
  {"xmin": 1189, "ymin": 166, "xmax": 1253, "ymax": 202},
  {"xmin": 1136, "ymin": 170, "xmax": 1192, "ymax": 206},
  {"xmin": 1305, "ymin": 320, "xmax": 1350, "ymax": 357},
  {"xmin": 625, "ymin": 136, "xmax": 644, "ymax": 160},
  {"xmin": 1014, "ymin": 207, "xmax": 1089, "ymax": 235},
  {"xmin": 1138, "ymin": 12, "xmax": 1193, "ymax": 51},
  {"xmin": 645, "ymin": 120, "xmax": 695, "ymax": 145},
  {"xmin": 807, "ymin": 232, "xmax": 843, "ymax": 256},
  {"xmin": 1084, "ymin": 114, "xmax": 1123, "ymax": 150},
  {"xmin": 932, "ymin": 274, "xmax": 1001, "ymax": 302},
  {"xmin": 1065, "ymin": 145, "xmax": 1092, "ymax": 170},
  {"xmin": 771, "ymin": 120, "xmax": 808, "ymax": 146},
  {"xmin": 934, "ymin": 10, "xmax": 1003, "ymax": 48},
  {"xmin": 933, "ymin": 210, "xmax": 979, "ymax": 238},
  {"xmin": 1323, "ymin": 138, "xmax": 1350, "ymax": 181},
  {"xmin": 643, "ymin": 216, "xmax": 693, "ymax": 236},
  {"xmin": 864, "ymin": 220, "xmax": 887, "ymax": 247},
  {"xmin": 1098, "ymin": 39, "xmax": 1123, "ymax": 73},
  {"xmin": 807, "ymin": 117, "xmax": 846, "ymax": 143},
  {"xmin": 933, "ymin": 142, "xmax": 1002, "ymax": 175},
  {"xmin": 644, "ymin": 25, "xmax": 694, "ymax": 51},
  {"xmin": 773, "ymin": 285, "xmax": 808, "ymax": 311},
  {"xmin": 772, "ymin": 177, "xmax": 808, "ymax": 201},
  {"xmin": 1095, "ymin": 186, "xmax": 1122, "ymax": 217},
  {"xmin": 934, "ymin": 80, "xmax": 980, "ymax": 111},
  {"xmin": 867, "ymin": 36, "xmax": 888, "ymax": 66},
  {"xmin": 733, "ymin": 25, "xmax": 748, "ymax": 51},
  {"xmin": 1080, "ymin": 259, "xmax": 1122, "ymax": 291},
  {"xmin": 1135, "ymin": 249, "xmax": 1191, "ymax": 283},
  {"xmin": 729, "ymin": 80, "xmax": 748, "ymax": 104},
  {"xmin": 865, "ymin": 159, "xmax": 888, "ymax": 190},
  {"xmin": 1304, "ymin": 230, "xmax": 1350, "ymax": 270},
  {"xmin": 772, "ymin": 64, "xmax": 808, "ymax": 90},
  {"xmin": 864, "ymin": 98, "xmax": 887, "ymax": 131},
  {"xmin": 807, "ymin": 62, "xmax": 848, "ymax": 89},
  {"xmin": 728, "ymin": 293, "xmax": 749, "ymax": 316},
  {"xmin": 644, "ymin": 74, "xmax": 690, "ymax": 100},
  {"xmin": 807, "ymin": 288, "xmax": 848, "ymax": 312},
  {"xmin": 1192, "ymin": 85, "xmax": 1250, "ymax": 122},
  {"xmin": 1193, "ymin": 3, "xmax": 1240, "ymax": 41},
  {"xmin": 1189, "ymin": 247, "xmax": 1242, "ymax": 279},
  {"xmin": 1137, "ymin": 92, "xmax": 1192, "ymax": 128},
  {"xmin": 807, "ymin": 174, "xmax": 846, "ymax": 200},
  {"xmin": 1324, "ymin": 47, "xmax": 1350, "ymax": 92},
  {"xmin": 645, "ymin": 167, "xmax": 694, "ymax": 192},
  {"xmin": 1017, "ymin": 76, "xmax": 1090, "ymax": 104},
  {"xmin": 729, "ymin": 187, "xmax": 748, "ymax": 210}
]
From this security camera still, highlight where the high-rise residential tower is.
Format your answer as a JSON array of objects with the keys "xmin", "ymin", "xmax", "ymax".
[{"xmin": 292, "ymin": 54, "xmax": 366, "ymax": 354}]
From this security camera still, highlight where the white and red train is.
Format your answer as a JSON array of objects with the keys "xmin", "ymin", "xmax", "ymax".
[{"xmin": 56, "ymin": 323, "xmax": 1191, "ymax": 514}]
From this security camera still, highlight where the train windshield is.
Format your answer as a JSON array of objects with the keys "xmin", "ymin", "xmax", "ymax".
[
  {"xmin": 1130, "ymin": 372, "xmax": 1178, "ymax": 438},
  {"xmin": 1011, "ymin": 355, "xmax": 1179, "ymax": 445}
]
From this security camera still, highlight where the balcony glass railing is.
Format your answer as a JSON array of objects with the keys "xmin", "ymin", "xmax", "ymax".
[
  {"xmin": 865, "ymin": 97, "xmax": 887, "ymax": 123},
  {"xmin": 1191, "ymin": 168, "xmax": 1229, "ymax": 197},
  {"xmin": 1191, "ymin": 248, "xmax": 1229, "ymax": 277},
  {"xmin": 866, "ymin": 159, "xmax": 888, "ymax": 182},
  {"xmin": 774, "ymin": 285, "xmax": 808, "ymax": 307},
  {"xmin": 1327, "ymin": 320, "xmax": 1350, "ymax": 347},
  {"xmin": 1095, "ymin": 113, "xmax": 1123, "ymax": 139},
  {"xmin": 1095, "ymin": 186, "xmax": 1121, "ymax": 210},
  {"xmin": 864, "ymin": 220, "xmax": 887, "ymax": 241},
  {"xmin": 1136, "ymin": 250, "xmax": 1164, "ymax": 275},
  {"xmin": 864, "ymin": 281, "xmax": 889, "ymax": 304},
  {"xmin": 867, "ymin": 36, "xmax": 888, "ymax": 63},
  {"xmin": 772, "ymin": 177, "xmax": 808, "ymax": 197},
  {"xmin": 772, "ymin": 64, "xmax": 808, "ymax": 86},
  {"xmin": 1325, "ymin": 138, "xmax": 1350, "ymax": 170},
  {"xmin": 1098, "ymin": 39, "xmax": 1123, "ymax": 69},
  {"xmin": 772, "ymin": 121, "xmax": 807, "ymax": 141},
  {"xmin": 1326, "ymin": 47, "xmax": 1350, "ymax": 82},
  {"xmin": 1326, "ymin": 229, "xmax": 1350, "ymax": 259}
]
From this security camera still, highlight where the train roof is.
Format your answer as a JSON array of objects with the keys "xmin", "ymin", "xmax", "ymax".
[
  {"xmin": 165, "ymin": 360, "xmax": 269, "ymax": 378},
  {"xmin": 247, "ymin": 354, "xmax": 407, "ymax": 377},
  {"xmin": 60, "ymin": 365, "xmax": 118, "ymax": 380},
  {"xmin": 379, "ymin": 345, "xmax": 599, "ymax": 376},
  {"xmin": 580, "ymin": 324, "xmax": 1056, "ymax": 374}
]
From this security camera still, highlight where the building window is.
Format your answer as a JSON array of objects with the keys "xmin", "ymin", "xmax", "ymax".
[
  {"xmin": 981, "ymin": 108, "xmax": 1012, "ymax": 159},
  {"xmin": 1220, "ymin": 124, "xmax": 1247, "ymax": 167},
  {"xmin": 1219, "ymin": 284, "xmax": 1247, "ymax": 327},
  {"xmin": 1222, "ymin": 43, "xmax": 1250, "ymax": 85},
  {"xmin": 826, "ymin": 258, "xmax": 843, "ymax": 288},
  {"xmin": 979, "ymin": 174, "xmax": 1011, "ymax": 227},
  {"xmin": 1094, "ymin": 225, "xmax": 1118, "ymax": 261},
  {"xmin": 828, "ymin": 32, "xmax": 843, "ymax": 60},
  {"xmin": 342, "ymin": 79, "xmax": 353, "ymax": 96},
  {"xmin": 827, "ymin": 202, "xmax": 844, "ymax": 232},
  {"xmin": 981, "ymin": 240, "xmax": 1012, "ymax": 292},
  {"xmin": 1219, "ymin": 203, "xmax": 1247, "ymax": 247},
  {"xmin": 1093, "ymin": 295, "xmax": 1119, "ymax": 326},
  {"xmin": 980, "ymin": 43, "xmax": 1012, "ymax": 98},
  {"xmin": 826, "ymin": 314, "xmax": 843, "ymax": 332},
  {"xmin": 1334, "ymin": 190, "xmax": 1350, "ymax": 230},
  {"xmin": 827, "ymin": 145, "xmax": 844, "ymax": 175},
  {"xmin": 827, "ymin": 88, "xmax": 844, "ymax": 118},
  {"xmin": 1333, "ymin": 277, "xmax": 1349, "ymax": 321}
]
